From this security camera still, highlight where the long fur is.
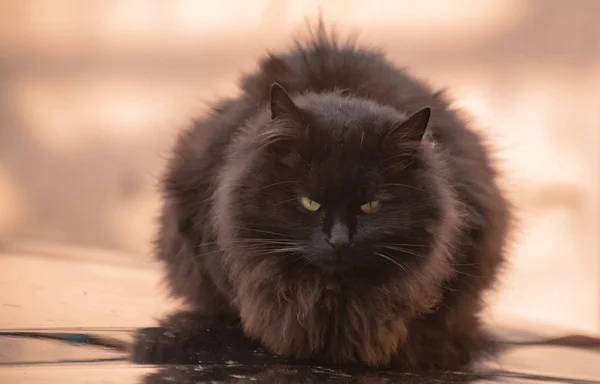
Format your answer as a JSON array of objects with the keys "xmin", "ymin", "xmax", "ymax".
[{"xmin": 152, "ymin": 22, "xmax": 512, "ymax": 371}]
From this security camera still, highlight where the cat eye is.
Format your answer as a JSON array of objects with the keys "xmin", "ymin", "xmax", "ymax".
[
  {"xmin": 299, "ymin": 197, "xmax": 321, "ymax": 212},
  {"xmin": 360, "ymin": 200, "xmax": 382, "ymax": 214}
]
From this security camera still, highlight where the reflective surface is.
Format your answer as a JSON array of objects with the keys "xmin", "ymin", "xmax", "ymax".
[
  {"xmin": 2, "ymin": 327, "xmax": 600, "ymax": 383},
  {"xmin": 1, "ymin": 242, "xmax": 600, "ymax": 383}
]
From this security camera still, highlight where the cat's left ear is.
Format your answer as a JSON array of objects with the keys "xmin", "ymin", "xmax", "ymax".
[
  {"xmin": 391, "ymin": 107, "xmax": 431, "ymax": 143},
  {"xmin": 270, "ymin": 83, "xmax": 304, "ymax": 122}
]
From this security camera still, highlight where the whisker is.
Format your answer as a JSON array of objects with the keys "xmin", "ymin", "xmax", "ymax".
[
  {"xmin": 377, "ymin": 245, "xmax": 427, "ymax": 259},
  {"xmin": 375, "ymin": 252, "xmax": 408, "ymax": 273},
  {"xmin": 376, "ymin": 250, "xmax": 457, "ymax": 293},
  {"xmin": 253, "ymin": 180, "xmax": 299, "ymax": 193},
  {"xmin": 259, "ymin": 247, "xmax": 306, "ymax": 254},
  {"xmin": 193, "ymin": 243, "xmax": 305, "ymax": 258},
  {"xmin": 378, "ymin": 183, "xmax": 425, "ymax": 192},
  {"xmin": 413, "ymin": 269, "xmax": 458, "ymax": 292},
  {"xmin": 195, "ymin": 238, "xmax": 299, "ymax": 248},
  {"xmin": 273, "ymin": 197, "xmax": 300, "ymax": 207},
  {"xmin": 380, "ymin": 243, "xmax": 429, "ymax": 248},
  {"xmin": 193, "ymin": 244, "xmax": 269, "ymax": 258},
  {"xmin": 226, "ymin": 226, "xmax": 294, "ymax": 239},
  {"xmin": 295, "ymin": 257, "xmax": 312, "ymax": 276},
  {"xmin": 191, "ymin": 234, "xmax": 306, "ymax": 257}
]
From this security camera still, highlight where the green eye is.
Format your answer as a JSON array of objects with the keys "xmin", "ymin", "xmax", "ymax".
[
  {"xmin": 360, "ymin": 200, "xmax": 381, "ymax": 214},
  {"xmin": 299, "ymin": 197, "xmax": 321, "ymax": 212}
]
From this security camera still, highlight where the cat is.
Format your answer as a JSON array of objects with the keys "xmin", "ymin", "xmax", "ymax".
[{"xmin": 150, "ymin": 23, "xmax": 512, "ymax": 371}]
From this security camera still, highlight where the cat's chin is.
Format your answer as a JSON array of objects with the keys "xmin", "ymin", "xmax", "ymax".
[{"xmin": 307, "ymin": 256, "xmax": 363, "ymax": 274}]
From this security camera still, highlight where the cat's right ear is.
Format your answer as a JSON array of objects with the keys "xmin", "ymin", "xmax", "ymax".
[
  {"xmin": 265, "ymin": 83, "xmax": 306, "ymax": 167},
  {"xmin": 270, "ymin": 83, "xmax": 304, "ymax": 122}
]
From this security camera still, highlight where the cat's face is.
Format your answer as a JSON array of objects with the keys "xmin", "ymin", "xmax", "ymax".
[{"xmin": 226, "ymin": 85, "xmax": 446, "ymax": 277}]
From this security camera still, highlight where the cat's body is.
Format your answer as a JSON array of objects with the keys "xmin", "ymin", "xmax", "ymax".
[{"xmin": 154, "ymin": 27, "xmax": 511, "ymax": 370}]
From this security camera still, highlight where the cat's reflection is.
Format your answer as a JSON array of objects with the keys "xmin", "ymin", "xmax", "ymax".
[
  {"xmin": 131, "ymin": 311, "xmax": 276, "ymax": 366},
  {"xmin": 139, "ymin": 364, "xmax": 489, "ymax": 384},
  {"xmin": 131, "ymin": 311, "xmax": 488, "ymax": 384}
]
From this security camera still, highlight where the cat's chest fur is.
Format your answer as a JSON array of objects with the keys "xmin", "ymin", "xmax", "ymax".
[{"xmin": 225, "ymin": 259, "xmax": 442, "ymax": 366}]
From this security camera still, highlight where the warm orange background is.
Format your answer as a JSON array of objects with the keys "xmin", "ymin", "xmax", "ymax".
[{"xmin": 0, "ymin": 1, "xmax": 598, "ymax": 333}]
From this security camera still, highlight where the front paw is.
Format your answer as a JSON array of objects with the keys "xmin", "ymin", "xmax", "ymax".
[{"xmin": 391, "ymin": 332, "xmax": 482, "ymax": 371}]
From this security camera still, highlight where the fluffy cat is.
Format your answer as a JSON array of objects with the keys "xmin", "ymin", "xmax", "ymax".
[{"xmin": 152, "ymin": 25, "xmax": 512, "ymax": 370}]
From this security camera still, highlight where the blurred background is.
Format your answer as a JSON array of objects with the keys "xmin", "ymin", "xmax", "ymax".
[{"xmin": 0, "ymin": 0, "xmax": 598, "ymax": 334}]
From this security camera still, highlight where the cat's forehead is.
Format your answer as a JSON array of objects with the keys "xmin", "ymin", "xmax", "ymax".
[
  {"xmin": 299, "ymin": 135, "xmax": 387, "ymax": 198},
  {"xmin": 301, "ymin": 94, "xmax": 402, "ymax": 129},
  {"xmin": 300, "ymin": 108, "xmax": 397, "ymax": 164},
  {"xmin": 284, "ymin": 94, "xmax": 411, "ymax": 194}
]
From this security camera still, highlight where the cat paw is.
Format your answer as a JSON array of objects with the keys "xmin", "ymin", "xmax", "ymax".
[{"xmin": 390, "ymin": 333, "xmax": 481, "ymax": 372}]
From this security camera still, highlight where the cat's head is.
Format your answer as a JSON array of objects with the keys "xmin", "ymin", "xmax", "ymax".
[{"xmin": 217, "ymin": 83, "xmax": 458, "ymax": 280}]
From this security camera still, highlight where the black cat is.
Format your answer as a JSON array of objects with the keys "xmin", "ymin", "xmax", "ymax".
[{"xmin": 149, "ymin": 23, "xmax": 512, "ymax": 370}]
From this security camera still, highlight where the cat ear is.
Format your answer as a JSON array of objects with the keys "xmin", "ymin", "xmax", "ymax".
[
  {"xmin": 392, "ymin": 107, "xmax": 431, "ymax": 143},
  {"xmin": 266, "ymin": 83, "xmax": 307, "ymax": 167},
  {"xmin": 270, "ymin": 83, "xmax": 304, "ymax": 121}
]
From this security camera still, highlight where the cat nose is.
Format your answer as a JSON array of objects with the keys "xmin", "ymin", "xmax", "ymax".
[
  {"xmin": 326, "ymin": 236, "xmax": 352, "ymax": 249},
  {"xmin": 326, "ymin": 222, "xmax": 352, "ymax": 249}
]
